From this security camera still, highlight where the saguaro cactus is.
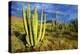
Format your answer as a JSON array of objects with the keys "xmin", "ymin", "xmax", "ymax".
[{"xmin": 22, "ymin": 4, "xmax": 46, "ymax": 48}]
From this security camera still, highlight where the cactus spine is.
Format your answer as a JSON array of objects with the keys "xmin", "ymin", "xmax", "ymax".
[{"xmin": 22, "ymin": 4, "xmax": 46, "ymax": 48}]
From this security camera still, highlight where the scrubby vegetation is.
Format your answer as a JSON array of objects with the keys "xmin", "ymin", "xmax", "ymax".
[{"xmin": 9, "ymin": 16, "xmax": 78, "ymax": 53}]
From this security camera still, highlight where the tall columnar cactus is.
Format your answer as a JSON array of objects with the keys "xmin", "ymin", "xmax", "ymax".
[
  {"xmin": 22, "ymin": 4, "xmax": 46, "ymax": 48},
  {"xmin": 32, "ymin": 6, "xmax": 38, "ymax": 47},
  {"xmin": 22, "ymin": 5, "xmax": 30, "ymax": 47},
  {"xmin": 41, "ymin": 14, "xmax": 46, "ymax": 41},
  {"xmin": 37, "ymin": 8, "xmax": 43, "ymax": 43},
  {"xmin": 26, "ymin": 4, "xmax": 34, "ymax": 46}
]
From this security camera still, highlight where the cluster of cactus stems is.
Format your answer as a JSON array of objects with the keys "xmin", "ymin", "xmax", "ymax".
[{"xmin": 22, "ymin": 4, "xmax": 46, "ymax": 48}]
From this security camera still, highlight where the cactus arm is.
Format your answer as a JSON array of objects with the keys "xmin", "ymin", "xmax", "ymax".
[
  {"xmin": 37, "ymin": 8, "xmax": 43, "ymax": 43},
  {"xmin": 32, "ymin": 14, "xmax": 37, "ymax": 47},
  {"xmin": 26, "ymin": 4, "xmax": 34, "ymax": 46},
  {"xmin": 26, "ymin": 4, "xmax": 31, "ymax": 19},
  {"xmin": 41, "ymin": 14, "xmax": 46, "ymax": 41},
  {"xmin": 32, "ymin": 14, "xmax": 35, "ymax": 46},
  {"xmin": 32, "ymin": 6, "xmax": 38, "ymax": 47},
  {"xmin": 22, "ymin": 4, "xmax": 30, "ymax": 46},
  {"xmin": 27, "ymin": 4, "xmax": 33, "ymax": 46},
  {"xmin": 29, "ymin": 19, "xmax": 34, "ymax": 46}
]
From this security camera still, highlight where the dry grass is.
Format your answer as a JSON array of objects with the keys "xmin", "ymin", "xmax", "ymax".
[{"xmin": 9, "ymin": 16, "xmax": 78, "ymax": 53}]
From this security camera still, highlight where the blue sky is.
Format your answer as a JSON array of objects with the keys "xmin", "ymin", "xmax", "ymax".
[{"xmin": 9, "ymin": 1, "xmax": 78, "ymax": 23}]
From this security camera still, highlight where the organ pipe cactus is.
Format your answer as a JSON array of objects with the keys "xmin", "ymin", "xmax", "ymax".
[{"xmin": 22, "ymin": 4, "xmax": 46, "ymax": 48}]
